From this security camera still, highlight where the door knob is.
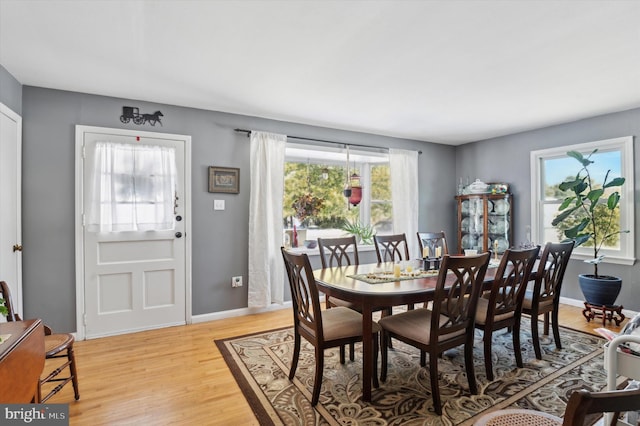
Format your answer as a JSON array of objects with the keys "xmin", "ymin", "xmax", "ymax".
[
  {"xmin": 175, "ymin": 232, "xmax": 182, "ymax": 238},
  {"xmin": 13, "ymin": 244, "xmax": 23, "ymax": 252}
]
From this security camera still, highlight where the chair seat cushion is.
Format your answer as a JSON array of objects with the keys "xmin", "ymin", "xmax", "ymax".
[
  {"xmin": 522, "ymin": 291, "xmax": 554, "ymax": 310},
  {"xmin": 378, "ymin": 308, "xmax": 465, "ymax": 345},
  {"xmin": 320, "ymin": 307, "xmax": 381, "ymax": 341},
  {"xmin": 474, "ymin": 408, "xmax": 562, "ymax": 425},
  {"xmin": 44, "ymin": 333, "xmax": 74, "ymax": 357},
  {"xmin": 475, "ymin": 297, "xmax": 515, "ymax": 325},
  {"xmin": 328, "ymin": 296, "xmax": 360, "ymax": 311}
]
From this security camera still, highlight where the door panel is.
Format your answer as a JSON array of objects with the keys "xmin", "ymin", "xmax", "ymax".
[
  {"xmin": 79, "ymin": 127, "xmax": 189, "ymax": 338},
  {"xmin": 0, "ymin": 104, "xmax": 22, "ymax": 318}
]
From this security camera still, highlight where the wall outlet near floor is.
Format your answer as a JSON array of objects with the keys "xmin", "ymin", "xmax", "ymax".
[{"xmin": 232, "ymin": 276, "xmax": 243, "ymax": 287}]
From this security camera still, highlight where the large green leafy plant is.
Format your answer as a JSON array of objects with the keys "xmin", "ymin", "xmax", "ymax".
[{"xmin": 551, "ymin": 149, "xmax": 628, "ymax": 277}]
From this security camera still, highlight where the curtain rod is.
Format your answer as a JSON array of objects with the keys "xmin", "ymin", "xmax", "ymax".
[{"xmin": 233, "ymin": 128, "xmax": 422, "ymax": 154}]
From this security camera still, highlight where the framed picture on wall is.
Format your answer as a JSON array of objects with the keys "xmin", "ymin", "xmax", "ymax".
[{"xmin": 208, "ymin": 166, "xmax": 240, "ymax": 194}]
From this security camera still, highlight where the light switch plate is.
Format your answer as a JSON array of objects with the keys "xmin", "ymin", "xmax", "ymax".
[{"xmin": 214, "ymin": 199, "xmax": 225, "ymax": 210}]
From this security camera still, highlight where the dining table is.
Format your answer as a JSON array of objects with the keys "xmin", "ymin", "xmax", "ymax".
[{"xmin": 313, "ymin": 259, "xmax": 506, "ymax": 402}]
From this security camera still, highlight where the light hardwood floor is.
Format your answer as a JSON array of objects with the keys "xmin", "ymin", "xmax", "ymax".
[{"xmin": 44, "ymin": 304, "xmax": 625, "ymax": 425}]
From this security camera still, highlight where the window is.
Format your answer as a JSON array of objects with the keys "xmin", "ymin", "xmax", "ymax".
[
  {"xmin": 283, "ymin": 143, "xmax": 391, "ymax": 243},
  {"xmin": 88, "ymin": 142, "xmax": 177, "ymax": 232},
  {"xmin": 530, "ymin": 136, "xmax": 634, "ymax": 265}
]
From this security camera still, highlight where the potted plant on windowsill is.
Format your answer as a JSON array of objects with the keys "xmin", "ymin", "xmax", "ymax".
[{"xmin": 551, "ymin": 149, "xmax": 628, "ymax": 307}]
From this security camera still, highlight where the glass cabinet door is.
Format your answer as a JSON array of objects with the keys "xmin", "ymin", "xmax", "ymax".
[{"xmin": 456, "ymin": 193, "xmax": 512, "ymax": 254}]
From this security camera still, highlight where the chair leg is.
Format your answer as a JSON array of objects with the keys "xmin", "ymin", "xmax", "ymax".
[
  {"xmin": 543, "ymin": 312, "xmax": 550, "ymax": 335},
  {"xmin": 513, "ymin": 319, "xmax": 524, "ymax": 369},
  {"xmin": 551, "ymin": 308, "xmax": 562, "ymax": 350},
  {"xmin": 380, "ymin": 330, "xmax": 389, "ymax": 382},
  {"xmin": 420, "ymin": 350, "xmax": 426, "ymax": 367},
  {"xmin": 350, "ymin": 342, "xmax": 355, "ymax": 361},
  {"xmin": 311, "ymin": 346, "xmax": 324, "ymax": 406},
  {"xmin": 373, "ymin": 334, "xmax": 380, "ymax": 389},
  {"xmin": 483, "ymin": 329, "xmax": 494, "ymax": 381},
  {"xmin": 531, "ymin": 315, "xmax": 543, "ymax": 360},
  {"xmin": 382, "ymin": 308, "xmax": 394, "ymax": 349},
  {"xmin": 68, "ymin": 347, "xmax": 80, "ymax": 400},
  {"xmin": 465, "ymin": 335, "xmax": 478, "ymax": 395},
  {"xmin": 429, "ymin": 352, "xmax": 442, "ymax": 415},
  {"xmin": 289, "ymin": 332, "xmax": 301, "ymax": 380},
  {"xmin": 339, "ymin": 345, "xmax": 346, "ymax": 364}
]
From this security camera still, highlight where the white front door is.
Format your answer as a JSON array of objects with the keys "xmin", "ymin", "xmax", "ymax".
[
  {"xmin": 76, "ymin": 126, "xmax": 191, "ymax": 339},
  {"xmin": 0, "ymin": 103, "xmax": 22, "ymax": 317}
]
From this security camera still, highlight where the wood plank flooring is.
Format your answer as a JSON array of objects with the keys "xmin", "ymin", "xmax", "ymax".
[{"xmin": 44, "ymin": 304, "xmax": 625, "ymax": 425}]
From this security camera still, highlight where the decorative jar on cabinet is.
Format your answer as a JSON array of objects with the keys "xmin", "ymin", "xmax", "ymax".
[{"xmin": 455, "ymin": 193, "xmax": 513, "ymax": 254}]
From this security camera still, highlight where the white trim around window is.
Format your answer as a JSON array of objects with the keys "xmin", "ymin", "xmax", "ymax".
[{"xmin": 530, "ymin": 136, "xmax": 635, "ymax": 265}]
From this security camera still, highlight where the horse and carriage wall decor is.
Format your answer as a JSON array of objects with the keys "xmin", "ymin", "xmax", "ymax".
[{"xmin": 120, "ymin": 106, "xmax": 164, "ymax": 126}]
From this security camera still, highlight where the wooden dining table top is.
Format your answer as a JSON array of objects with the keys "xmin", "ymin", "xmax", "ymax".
[{"xmin": 313, "ymin": 259, "xmax": 503, "ymax": 303}]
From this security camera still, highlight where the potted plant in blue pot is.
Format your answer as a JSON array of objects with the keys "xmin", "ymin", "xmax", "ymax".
[{"xmin": 552, "ymin": 149, "xmax": 629, "ymax": 306}]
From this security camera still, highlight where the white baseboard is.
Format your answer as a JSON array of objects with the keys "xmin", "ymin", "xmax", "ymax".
[
  {"xmin": 191, "ymin": 296, "xmax": 637, "ymax": 325},
  {"xmin": 191, "ymin": 300, "xmax": 293, "ymax": 324}
]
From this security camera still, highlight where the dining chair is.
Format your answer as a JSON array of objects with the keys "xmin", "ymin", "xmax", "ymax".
[
  {"xmin": 280, "ymin": 247, "xmax": 381, "ymax": 406},
  {"xmin": 475, "ymin": 387, "xmax": 640, "ymax": 425},
  {"xmin": 378, "ymin": 252, "xmax": 491, "ymax": 415},
  {"xmin": 0, "ymin": 280, "xmax": 80, "ymax": 403},
  {"xmin": 318, "ymin": 236, "xmax": 395, "ymax": 360},
  {"xmin": 522, "ymin": 240, "xmax": 574, "ymax": 360},
  {"xmin": 317, "ymin": 236, "xmax": 360, "ymax": 361},
  {"xmin": 374, "ymin": 233, "xmax": 415, "ymax": 314},
  {"xmin": 373, "ymin": 233, "xmax": 411, "ymax": 263},
  {"xmin": 474, "ymin": 246, "xmax": 540, "ymax": 381},
  {"xmin": 417, "ymin": 231, "xmax": 449, "ymax": 258}
]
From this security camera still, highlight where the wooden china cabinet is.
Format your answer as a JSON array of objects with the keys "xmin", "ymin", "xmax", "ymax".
[{"xmin": 455, "ymin": 193, "xmax": 513, "ymax": 254}]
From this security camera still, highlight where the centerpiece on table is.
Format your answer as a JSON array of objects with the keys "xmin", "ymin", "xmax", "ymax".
[{"xmin": 551, "ymin": 149, "xmax": 628, "ymax": 307}]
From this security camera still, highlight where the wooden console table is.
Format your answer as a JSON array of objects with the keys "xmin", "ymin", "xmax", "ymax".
[{"xmin": 0, "ymin": 319, "xmax": 45, "ymax": 403}]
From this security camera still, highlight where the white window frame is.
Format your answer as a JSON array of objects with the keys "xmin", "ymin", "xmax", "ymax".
[
  {"xmin": 530, "ymin": 136, "xmax": 635, "ymax": 265},
  {"xmin": 284, "ymin": 143, "xmax": 390, "ymax": 243}
]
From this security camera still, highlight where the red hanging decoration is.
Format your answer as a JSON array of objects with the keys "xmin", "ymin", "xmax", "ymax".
[{"xmin": 348, "ymin": 172, "xmax": 362, "ymax": 206}]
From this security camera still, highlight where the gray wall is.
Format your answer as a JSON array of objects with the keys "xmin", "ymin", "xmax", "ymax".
[
  {"xmin": 21, "ymin": 86, "xmax": 456, "ymax": 332},
  {"xmin": 455, "ymin": 108, "xmax": 640, "ymax": 310},
  {"xmin": 0, "ymin": 64, "xmax": 22, "ymax": 115}
]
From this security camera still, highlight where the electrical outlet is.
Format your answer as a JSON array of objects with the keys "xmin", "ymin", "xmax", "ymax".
[{"xmin": 232, "ymin": 276, "xmax": 243, "ymax": 287}]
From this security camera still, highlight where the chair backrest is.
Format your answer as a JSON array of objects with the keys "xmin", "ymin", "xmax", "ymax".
[
  {"xmin": 417, "ymin": 231, "xmax": 449, "ymax": 257},
  {"xmin": 0, "ymin": 280, "xmax": 20, "ymax": 322},
  {"xmin": 317, "ymin": 236, "xmax": 359, "ymax": 268},
  {"xmin": 430, "ymin": 253, "xmax": 491, "ymax": 343},
  {"xmin": 486, "ymin": 246, "xmax": 540, "ymax": 319},
  {"xmin": 373, "ymin": 233, "xmax": 410, "ymax": 263},
  {"xmin": 281, "ymin": 247, "xmax": 324, "ymax": 340},
  {"xmin": 533, "ymin": 241, "xmax": 574, "ymax": 305},
  {"xmin": 563, "ymin": 387, "xmax": 640, "ymax": 426}
]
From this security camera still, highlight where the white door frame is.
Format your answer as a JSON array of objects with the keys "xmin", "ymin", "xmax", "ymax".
[
  {"xmin": 0, "ymin": 102, "xmax": 22, "ymax": 316},
  {"xmin": 74, "ymin": 125, "xmax": 192, "ymax": 340}
]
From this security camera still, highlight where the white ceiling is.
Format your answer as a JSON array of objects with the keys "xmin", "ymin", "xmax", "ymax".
[{"xmin": 1, "ymin": 0, "xmax": 639, "ymax": 145}]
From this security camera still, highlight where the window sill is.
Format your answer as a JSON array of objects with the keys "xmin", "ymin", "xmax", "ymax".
[
  {"xmin": 570, "ymin": 253, "xmax": 636, "ymax": 266},
  {"xmin": 286, "ymin": 244, "xmax": 376, "ymax": 256}
]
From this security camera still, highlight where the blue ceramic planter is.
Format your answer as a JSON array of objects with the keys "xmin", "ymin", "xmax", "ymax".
[{"xmin": 578, "ymin": 274, "xmax": 622, "ymax": 307}]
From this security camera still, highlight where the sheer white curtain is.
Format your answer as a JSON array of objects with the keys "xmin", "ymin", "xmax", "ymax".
[
  {"xmin": 389, "ymin": 148, "xmax": 419, "ymax": 258},
  {"xmin": 248, "ymin": 131, "xmax": 286, "ymax": 307},
  {"xmin": 88, "ymin": 142, "xmax": 176, "ymax": 232}
]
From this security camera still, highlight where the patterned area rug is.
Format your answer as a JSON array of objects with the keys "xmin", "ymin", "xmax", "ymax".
[{"xmin": 215, "ymin": 317, "xmax": 607, "ymax": 425}]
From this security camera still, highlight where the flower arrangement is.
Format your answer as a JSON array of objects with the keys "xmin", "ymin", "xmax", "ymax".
[{"xmin": 291, "ymin": 193, "xmax": 324, "ymax": 224}]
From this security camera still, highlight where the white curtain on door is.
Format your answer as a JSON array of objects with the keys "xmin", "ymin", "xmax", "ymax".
[
  {"xmin": 389, "ymin": 148, "xmax": 419, "ymax": 258},
  {"xmin": 248, "ymin": 131, "xmax": 286, "ymax": 307},
  {"xmin": 88, "ymin": 142, "xmax": 176, "ymax": 232}
]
